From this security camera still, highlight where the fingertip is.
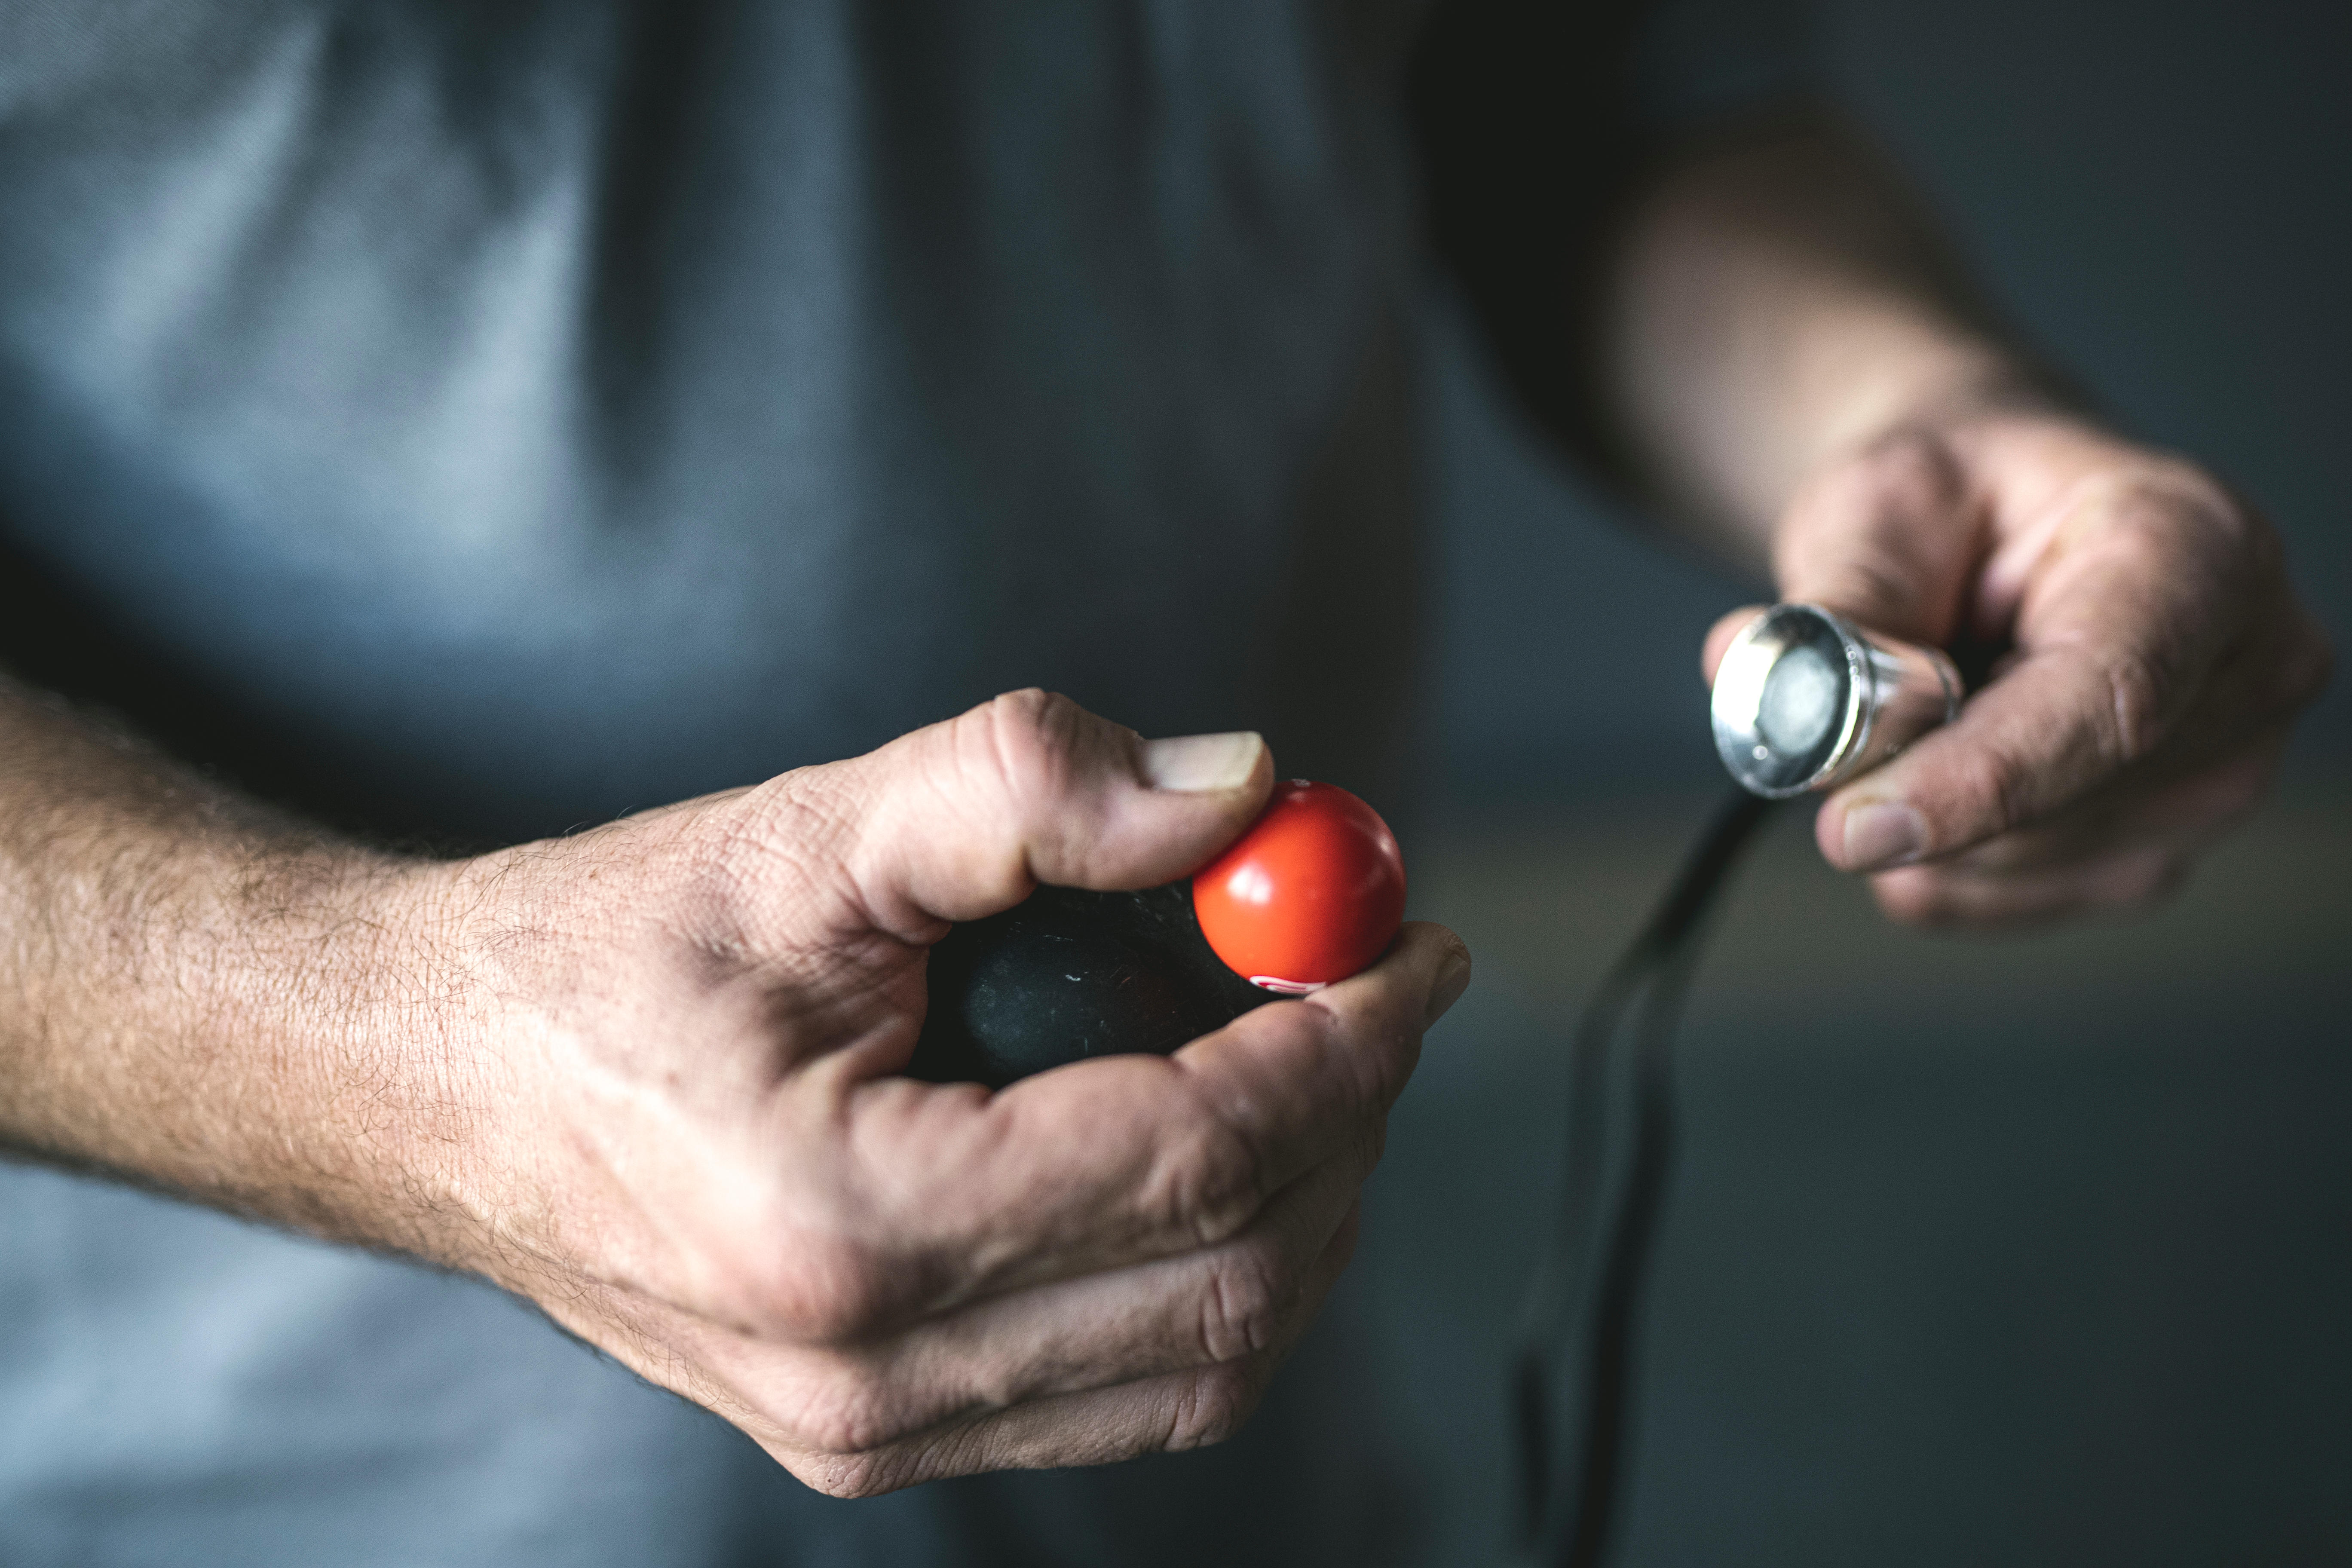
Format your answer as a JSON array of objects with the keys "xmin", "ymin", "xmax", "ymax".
[
  {"xmin": 1702, "ymin": 606, "xmax": 1768, "ymax": 684},
  {"xmin": 1423, "ymin": 942, "xmax": 1473, "ymax": 1029},
  {"xmin": 1812, "ymin": 797, "xmax": 1841, "ymax": 866},
  {"xmin": 1373, "ymin": 920, "xmax": 1470, "ymax": 993},
  {"xmin": 1305, "ymin": 922, "xmax": 1468, "ymax": 1031}
]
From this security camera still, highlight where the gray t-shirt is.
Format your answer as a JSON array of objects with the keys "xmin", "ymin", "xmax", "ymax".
[
  {"xmin": 0, "ymin": 2, "xmax": 1808, "ymax": 1562},
  {"xmin": 0, "ymin": 0, "xmax": 1425, "ymax": 845}
]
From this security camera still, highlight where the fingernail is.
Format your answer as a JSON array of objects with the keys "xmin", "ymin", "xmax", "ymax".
[
  {"xmin": 1423, "ymin": 948, "xmax": 1473, "ymax": 1029},
  {"xmin": 1841, "ymin": 801, "xmax": 1927, "ymax": 870},
  {"xmin": 1140, "ymin": 731, "xmax": 1265, "ymax": 793}
]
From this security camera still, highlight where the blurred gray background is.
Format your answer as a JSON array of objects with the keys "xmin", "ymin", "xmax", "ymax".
[{"xmin": 1362, "ymin": 2, "xmax": 2352, "ymax": 1563}]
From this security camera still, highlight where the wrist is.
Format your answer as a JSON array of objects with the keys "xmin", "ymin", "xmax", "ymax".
[
  {"xmin": 282, "ymin": 846, "xmax": 535, "ymax": 1271},
  {"xmin": 89, "ymin": 831, "xmax": 494, "ymax": 1264},
  {"xmin": 172, "ymin": 841, "xmax": 474, "ymax": 1243},
  {"xmin": 0, "ymin": 686, "xmax": 543, "ymax": 1275}
]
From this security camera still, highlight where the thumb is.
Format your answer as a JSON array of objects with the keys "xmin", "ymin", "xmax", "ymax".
[{"xmin": 820, "ymin": 689, "xmax": 1274, "ymax": 932}]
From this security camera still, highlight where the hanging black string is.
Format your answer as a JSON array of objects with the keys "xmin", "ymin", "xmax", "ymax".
[{"xmin": 1513, "ymin": 787, "xmax": 1774, "ymax": 1568}]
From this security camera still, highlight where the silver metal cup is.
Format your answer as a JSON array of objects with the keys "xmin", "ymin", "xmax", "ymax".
[{"xmin": 1711, "ymin": 603, "xmax": 1962, "ymax": 799}]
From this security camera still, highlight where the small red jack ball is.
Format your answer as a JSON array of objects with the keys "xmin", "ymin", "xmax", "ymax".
[{"xmin": 1191, "ymin": 780, "xmax": 1406, "ymax": 993}]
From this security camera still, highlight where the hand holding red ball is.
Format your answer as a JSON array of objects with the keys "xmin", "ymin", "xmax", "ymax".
[
  {"xmin": 1191, "ymin": 780, "xmax": 1408, "ymax": 994},
  {"xmin": 913, "ymin": 771, "xmax": 1415, "ymax": 1087}
]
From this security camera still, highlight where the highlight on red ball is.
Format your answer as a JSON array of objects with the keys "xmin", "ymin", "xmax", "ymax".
[{"xmin": 1189, "ymin": 779, "xmax": 1407, "ymax": 994}]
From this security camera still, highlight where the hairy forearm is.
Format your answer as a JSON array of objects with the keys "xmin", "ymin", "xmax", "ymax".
[
  {"xmin": 0, "ymin": 678, "xmax": 445, "ymax": 1242},
  {"xmin": 1601, "ymin": 110, "xmax": 2070, "ymax": 561}
]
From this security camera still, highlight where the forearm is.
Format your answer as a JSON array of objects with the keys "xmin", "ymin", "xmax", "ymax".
[
  {"xmin": 0, "ymin": 676, "xmax": 443, "ymax": 1243},
  {"xmin": 1601, "ymin": 110, "xmax": 2069, "ymax": 561}
]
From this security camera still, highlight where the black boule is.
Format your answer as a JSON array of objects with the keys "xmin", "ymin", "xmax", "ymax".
[{"xmin": 909, "ymin": 883, "xmax": 1274, "ymax": 1087}]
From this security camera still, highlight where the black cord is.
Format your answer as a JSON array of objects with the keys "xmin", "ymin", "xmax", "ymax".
[{"xmin": 1513, "ymin": 787, "xmax": 1773, "ymax": 1567}]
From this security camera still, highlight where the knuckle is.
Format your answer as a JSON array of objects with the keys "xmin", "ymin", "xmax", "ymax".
[
  {"xmin": 1162, "ymin": 1361, "xmax": 1267, "ymax": 1453},
  {"xmin": 1849, "ymin": 426, "xmax": 1966, "ymax": 511},
  {"xmin": 1148, "ymin": 1099, "xmax": 1266, "ymax": 1249},
  {"xmin": 762, "ymin": 1236, "xmax": 895, "ymax": 1344},
  {"xmin": 947, "ymin": 689, "xmax": 1123, "ymax": 884},
  {"xmin": 1945, "ymin": 735, "xmax": 2033, "ymax": 843},
  {"xmin": 2064, "ymin": 459, "xmax": 2239, "ymax": 551},
  {"xmin": 1197, "ymin": 1239, "xmax": 1291, "ymax": 1363},
  {"xmin": 1801, "ymin": 425, "xmax": 1956, "ymax": 514},
  {"xmin": 1782, "ymin": 429, "xmax": 1962, "ymax": 558},
  {"xmin": 1772, "ymin": 425, "xmax": 1980, "ymax": 648},
  {"xmin": 973, "ymin": 688, "xmax": 1088, "ymax": 803},
  {"xmin": 1284, "ymin": 992, "xmax": 1393, "ymax": 1126},
  {"xmin": 2039, "ymin": 479, "xmax": 2242, "ymax": 753},
  {"xmin": 788, "ymin": 1447, "xmax": 897, "ymax": 1500},
  {"xmin": 781, "ymin": 1355, "xmax": 905, "ymax": 1457}
]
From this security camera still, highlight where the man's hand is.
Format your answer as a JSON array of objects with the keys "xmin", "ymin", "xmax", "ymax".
[
  {"xmin": 1701, "ymin": 413, "xmax": 2330, "ymax": 927},
  {"xmin": 0, "ymin": 687, "xmax": 1470, "ymax": 1496},
  {"xmin": 1601, "ymin": 114, "xmax": 2329, "ymax": 927}
]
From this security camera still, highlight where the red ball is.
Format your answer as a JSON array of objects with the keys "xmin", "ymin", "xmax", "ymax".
[{"xmin": 1190, "ymin": 780, "xmax": 1406, "ymax": 993}]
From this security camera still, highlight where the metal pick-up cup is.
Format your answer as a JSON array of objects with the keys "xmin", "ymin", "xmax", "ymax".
[{"xmin": 1711, "ymin": 603, "xmax": 1963, "ymax": 799}]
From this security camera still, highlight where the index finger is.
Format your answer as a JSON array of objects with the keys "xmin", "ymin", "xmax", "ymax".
[{"xmin": 834, "ymin": 920, "xmax": 1466, "ymax": 1323}]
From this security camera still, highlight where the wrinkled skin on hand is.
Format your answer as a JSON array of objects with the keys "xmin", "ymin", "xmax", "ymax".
[
  {"xmin": 379, "ymin": 691, "xmax": 1470, "ymax": 1496},
  {"xmin": 1704, "ymin": 412, "xmax": 2332, "ymax": 928}
]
